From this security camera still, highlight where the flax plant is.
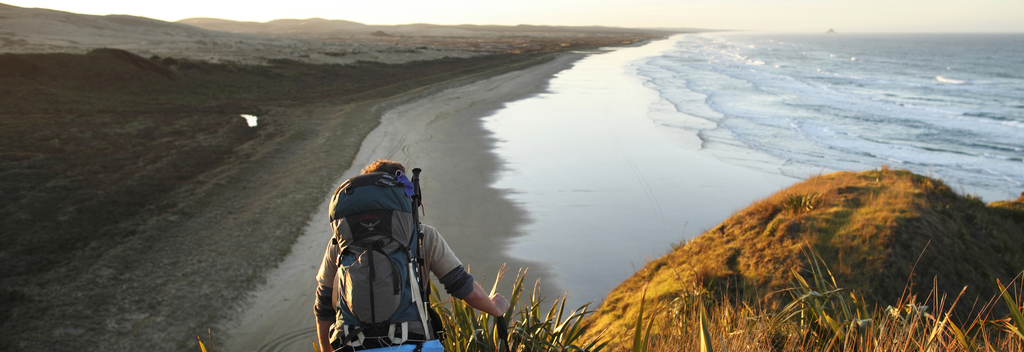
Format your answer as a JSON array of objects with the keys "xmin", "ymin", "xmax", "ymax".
[{"xmin": 431, "ymin": 264, "xmax": 606, "ymax": 352}]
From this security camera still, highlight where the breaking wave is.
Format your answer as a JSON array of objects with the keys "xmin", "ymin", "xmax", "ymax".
[
  {"xmin": 936, "ymin": 76, "xmax": 966, "ymax": 84},
  {"xmin": 633, "ymin": 33, "xmax": 1024, "ymax": 202}
]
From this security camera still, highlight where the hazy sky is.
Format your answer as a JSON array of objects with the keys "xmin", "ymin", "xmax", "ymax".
[{"xmin": 7, "ymin": 0, "xmax": 1023, "ymax": 32}]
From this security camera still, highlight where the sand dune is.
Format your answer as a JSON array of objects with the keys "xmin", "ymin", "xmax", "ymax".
[
  {"xmin": 0, "ymin": 3, "xmax": 480, "ymax": 65},
  {"xmin": 177, "ymin": 17, "xmax": 371, "ymax": 35},
  {"xmin": 1, "ymin": 3, "xmax": 681, "ymax": 66},
  {"xmin": 1, "ymin": 4, "xmax": 274, "ymax": 50},
  {"xmin": 178, "ymin": 17, "xmax": 687, "ymax": 38}
]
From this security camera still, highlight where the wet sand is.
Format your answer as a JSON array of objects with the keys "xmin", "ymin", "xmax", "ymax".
[
  {"xmin": 483, "ymin": 37, "xmax": 801, "ymax": 309},
  {"xmin": 225, "ymin": 53, "xmax": 586, "ymax": 352}
]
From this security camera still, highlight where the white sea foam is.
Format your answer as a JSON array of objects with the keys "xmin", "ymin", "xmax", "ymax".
[
  {"xmin": 985, "ymin": 153, "xmax": 1012, "ymax": 160},
  {"xmin": 936, "ymin": 76, "xmax": 965, "ymax": 84},
  {"xmin": 1001, "ymin": 120, "xmax": 1024, "ymax": 128},
  {"xmin": 634, "ymin": 32, "xmax": 1023, "ymax": 202}
]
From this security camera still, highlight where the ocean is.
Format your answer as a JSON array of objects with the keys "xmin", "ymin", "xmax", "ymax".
[
  {"xmin": 482, "ymin": 33, "xmax": 1024, "ymax": 309},
  {"xmin": 641, "ymin": 33, "xmax": 1024, "ymax": 202}
]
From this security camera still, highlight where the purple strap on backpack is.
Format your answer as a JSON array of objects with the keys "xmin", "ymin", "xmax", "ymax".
[{"xmin": 395, "ymin": 171, "xmax": 415, "ymax": 197}]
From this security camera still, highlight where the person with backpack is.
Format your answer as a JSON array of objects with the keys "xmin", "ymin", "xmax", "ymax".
[{"xmin": 314, "ymin": 159, "xmax": 510, "ymax": 352}]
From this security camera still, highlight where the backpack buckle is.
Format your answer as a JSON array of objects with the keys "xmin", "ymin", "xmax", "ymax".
[
  {"xmin": 372, "ymin": 238, "xmax": 388, "ymax": 249},
  {"xmin": 388, "ymin": 322, "xmax": 409, "ymax": 344},
  {"xmin": 342, "ymin": 325, "xmax": 366, "ymax": 347}
]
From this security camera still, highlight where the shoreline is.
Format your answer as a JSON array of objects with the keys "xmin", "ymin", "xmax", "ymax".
[
  {"xmin": 482, "ymin": 35, "xmax": 800, "ymax": 310},
  {"xmin": 225, "ymin": 52, "xmax": 589, "ymax": 351}
]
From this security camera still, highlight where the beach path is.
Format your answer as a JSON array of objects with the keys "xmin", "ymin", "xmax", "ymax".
[{"xmin": 224, "ymin": 53, "xmax": 586, "ymax": 352}]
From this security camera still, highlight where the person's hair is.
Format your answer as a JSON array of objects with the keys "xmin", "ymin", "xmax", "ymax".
[{"xmin": 361, "ymin": 159, "xmax": 406, "ymax": 175}]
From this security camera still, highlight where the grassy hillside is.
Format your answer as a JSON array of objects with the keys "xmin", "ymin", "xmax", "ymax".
[{"xmin": 584, "ymin": 168, "xmax": 1024, "ymax": 350}]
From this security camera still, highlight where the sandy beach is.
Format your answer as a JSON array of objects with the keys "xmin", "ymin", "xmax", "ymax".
[{"xmin": 224, "ymin": 53, "xmax": 586, "ymax": 352}]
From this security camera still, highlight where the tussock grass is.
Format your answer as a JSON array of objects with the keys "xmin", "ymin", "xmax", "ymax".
[
  {"xmin": 990, "ymin": 193, "xmax": 1024, "ymax": 226},
  {"xmin": 621, "ymin": 250, "xmax": 1024, "ymax": 352},
  {"xmin": 584, "ymin": 168, "xmax": 1024, "ymax": 350}
]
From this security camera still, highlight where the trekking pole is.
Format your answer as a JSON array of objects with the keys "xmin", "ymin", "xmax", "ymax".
[
  {"xmin": 409, "ymin": 168, "xmax": 435, "ymax": 339},
  {"xmin": 411, "ymin": 168, "xmax": 422, "ymax": 211},
  {"xmin": 410, "ymin": 168, "xmax": 421, "ymax": 219},
  {"xmin": 496, "ymin": 316, "xmax": 510, "ymax": 352}
]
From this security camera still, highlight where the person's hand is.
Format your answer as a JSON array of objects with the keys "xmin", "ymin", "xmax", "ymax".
[{"xmin": 490, "ymin": 293, "xmax": 510, "ymax": 315}]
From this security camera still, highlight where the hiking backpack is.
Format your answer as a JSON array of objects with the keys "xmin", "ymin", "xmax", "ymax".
[{"xmin": 327, "ymin": 169, "xmax": 434, "ymax": 349}]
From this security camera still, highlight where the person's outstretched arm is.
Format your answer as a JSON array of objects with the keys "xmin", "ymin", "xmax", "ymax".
[
  {"xmin": 460, "ymin": 281, "xmax": 510, "ymax": 317},
  {"xmin": 421, "ymin": 225, "xmax": 510, "ymax": 317}
]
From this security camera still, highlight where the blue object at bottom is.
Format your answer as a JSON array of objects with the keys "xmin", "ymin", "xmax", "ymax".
[{"xmin": 357, "ymin": 340, "xmax": 443, "ymax": 352}]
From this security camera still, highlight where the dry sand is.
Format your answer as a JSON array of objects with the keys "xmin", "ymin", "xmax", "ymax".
[{"xmin": 224, "ymin": 53, "xmax": 585, "ymax": 351}]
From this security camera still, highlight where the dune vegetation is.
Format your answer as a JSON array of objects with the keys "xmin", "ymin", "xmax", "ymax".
[{"xmin": 579, "ymin": 168, "xmax": 1024, "ymax": 351}]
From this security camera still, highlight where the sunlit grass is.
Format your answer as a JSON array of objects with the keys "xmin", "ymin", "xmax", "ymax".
[
  {"xmin": 625, "ymin": 248, "xmax": 1024, "ymax": 352},
  {"xmin": 585, "ymin": 168, "xmax": 1024, "ymax": 350}
]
